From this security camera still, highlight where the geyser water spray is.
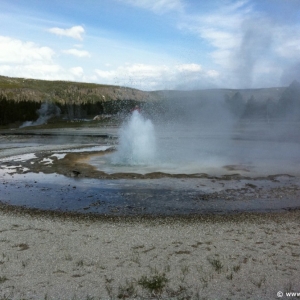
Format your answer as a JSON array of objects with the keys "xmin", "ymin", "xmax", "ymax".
[{"xmin": 112, "ymin": 110, "xmax": 156, "ymax": 165}]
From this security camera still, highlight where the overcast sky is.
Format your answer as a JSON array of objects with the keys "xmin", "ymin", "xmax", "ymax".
[{"xmin": 1, "ymin": 0, "xmax": 300, "ymax": 90}]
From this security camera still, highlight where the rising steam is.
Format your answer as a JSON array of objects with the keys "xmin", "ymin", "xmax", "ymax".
[{"xmin": 20, "ymin": 102, "xmax": 61, "ymax": 128}]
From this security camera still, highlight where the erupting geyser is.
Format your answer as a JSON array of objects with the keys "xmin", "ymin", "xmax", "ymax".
[{"xmin": 111, "ymin": 110, "xmax": 156, "ymax": 165}]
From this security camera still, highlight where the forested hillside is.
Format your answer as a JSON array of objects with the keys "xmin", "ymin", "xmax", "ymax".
[{"xmin": 1, "ymin": 75, "xmax": 299, "ymax": 126}]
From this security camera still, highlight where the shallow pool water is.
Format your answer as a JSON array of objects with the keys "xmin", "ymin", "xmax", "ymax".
[
  {"xmin": 88, "ymin": 136, "xmax": 300, "ymax": 177},
  {"xmin": 1, "ymin": 125, "xmax": 300, "ymax": 216}
]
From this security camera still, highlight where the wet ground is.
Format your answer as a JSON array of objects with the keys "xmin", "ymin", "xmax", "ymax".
[{"xmin": 0, "ymin": 125, "xmax": 300, "ymax": 216}]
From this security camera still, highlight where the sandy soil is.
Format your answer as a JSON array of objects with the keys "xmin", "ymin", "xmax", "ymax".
[{"xmin": 0, "ymin": 210, "xmax": 300, "ymax": 300}]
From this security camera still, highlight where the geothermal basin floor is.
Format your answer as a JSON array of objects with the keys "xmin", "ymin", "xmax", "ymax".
[{"xmin": 0, "ymin": 128, "xmax": 300, "ymax": 299}]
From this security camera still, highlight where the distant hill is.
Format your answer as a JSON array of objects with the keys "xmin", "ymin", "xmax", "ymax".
[
  {"xmin": 0, "ymin": 75, "xmax": 286, "ymax": 104},
  {"xmin": 154, "ymin": 87, "xmax": 285, "ymax": 102},
  {"xmin": 0, "ymin": 75, "xmax": 299, "ymax": 125},
  {"xmin": 0, "ymin": 76, "xmax": 159, "ymax": 125},
  {"xmin": 0, "ymin": 75, "xmax": 157, "ymax": 104}
]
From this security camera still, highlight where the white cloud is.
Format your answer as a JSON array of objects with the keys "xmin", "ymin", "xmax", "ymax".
[
  {"xmin": 0, "ymin": 36, "xmax": 54, "ymax": 64},
  {"xmin": 180, "ymin": 1, "xmax": 252, "ymax": 69},
  {"xmin": 122, "ymin": 63, "xmax": 169, "ymax": 77},
  {"xmin": 200, "ymin": 29, "xmax": 241, "ymax": 51},
  {"xmin": 0, "ymin": 36, "xmax": 88, "ymax": 82},
  {"xmin": 177, "ymin": 1, "xmax": 290, "ymax": 87},
  {"xmin": 175, "ymin": 64, "xmax": 202, "ymax": 72},
  {"xmin": 0, "ymin": 63, "xmax": 63, "ymax": 80},
  {"xmin": 70, "ymin": 67, "xmax": 84, "ymax": 77},
  {"xmin": 48, "ymin": 26, "xmax": 85, "ymax": 40},
  {"xmin": 95, "ymin": 63, "xmax": 218, "ymax": 90},
  {"xmin": 62, "ymin": 49, "xmax": 91, "ymax": 58},
  {"xmin": 274, "ymin": 27, "xmax": 300, "ymax": 60},
  {"xmin": 121, "ymin": 0, "xmax": 184, "ymax": 13},
  {"xmin": 276, "ymin": 40, "xmax": 300, "ymax": 59},
  {"xmin": 175, "ymin": 0, "xmax": 300, "ymax": 88}
]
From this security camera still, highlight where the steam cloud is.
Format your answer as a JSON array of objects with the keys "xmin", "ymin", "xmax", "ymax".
[
  {"xmin": 234, "ymin": 18, "xmax": 273, "ymax": 88},
  {"xmin": 20, "ymin": 102, "xmax": 61, "ymax": 128}
]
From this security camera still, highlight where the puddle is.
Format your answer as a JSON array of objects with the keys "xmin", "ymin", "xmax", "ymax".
[
  {"xmin": 0, "ymin": 171, "xmax": 299, "ymax": 215},
  {"xmin": 1, "ymin": 153, "xmax": 37, "ymax": 162},
  {"xmin": 53, "ymin": 145, "xmax": 112, "ymax": 153}
]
